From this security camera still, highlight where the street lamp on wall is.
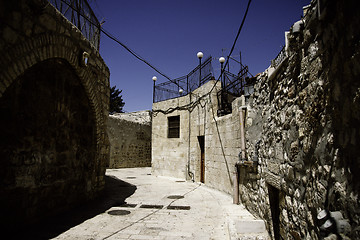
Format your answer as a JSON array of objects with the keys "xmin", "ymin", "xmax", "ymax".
[
  {"xmin": 179, "ymin": 88, "xmax": 184, "ymax": 96},
  {"xmin": 152, "ymin": 76, "xmax": 157, "ymax": 103},
  {"xmin": 197, "ymin": 51, "xmax": 203, "ymax": 87}
]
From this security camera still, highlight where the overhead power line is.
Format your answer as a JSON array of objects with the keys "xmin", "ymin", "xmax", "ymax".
[
  {"xmin": 58, "ymin": 0, "xmax": 177, "ymax": 85},
  {"xmin": 58, "ymin": 0, "xmax": 252, "ymax": 114},
  {"xmin": 100, "ymin": 28, "xmax": 173, "ymax": 81},
  {"xmin": 154, "ymin": 0, "xmax": 253, "ymax": 115},
  {"xmin": 217, "ymin": 0, "xmax": 252, "ymax": 83}
]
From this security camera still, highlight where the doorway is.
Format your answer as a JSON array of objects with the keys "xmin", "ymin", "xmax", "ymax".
[
  {"xmin": 268, "ymin": 184, "xmax": 280, "ymax": 240},
  {"xmin": 197, "ymin": 136, "xmax": 205, "ymax": 183}
]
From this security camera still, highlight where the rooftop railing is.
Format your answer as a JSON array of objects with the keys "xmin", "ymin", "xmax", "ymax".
[
  {"xmin": 217, "ymin": 61, "xmax": 254, "ymax": 116},
  {"xmin": 48, "ymin": 0, "xmax": 101, "ymax": 50},
  {"xmin": 154, "ymin": 56, "xmax": 213, "ymax": 103}
]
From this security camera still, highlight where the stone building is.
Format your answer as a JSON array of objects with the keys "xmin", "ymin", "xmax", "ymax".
[
  {"xmin": 108, "ymin": 111, "xmax": 152, "ymax": 168},
  {"xmin": 0, "ymin": 0, "xmax": 110, "ymax": 227},
  {"xmin": 152, "ymin": 0, "xmax": 360, "ymax": 239}
]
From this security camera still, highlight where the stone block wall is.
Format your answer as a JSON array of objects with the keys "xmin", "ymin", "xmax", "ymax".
[
  {"xmin": 152, "ymin": 92, "xmax": 191, "ymax": 179},
  {"xmin": 152, "ymin": 80, "xmax": 244, "ymax": 193},
  {"xmin": 108, "ymin": 111, "xmax": 152, "ymax": 168},
  {"xmin": 0, "ymin": 0, "xmax": 110, "ymax": 226}
]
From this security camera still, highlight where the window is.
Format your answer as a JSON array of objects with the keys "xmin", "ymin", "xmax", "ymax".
[{"xmin": 168, "ymin": 116, "xmax": 180, "ymax": 138}]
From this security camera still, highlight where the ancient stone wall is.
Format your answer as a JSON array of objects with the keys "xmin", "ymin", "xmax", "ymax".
[
  {"xmin": 0, "ymin": 0, "xmax": 110, "ymax": 226},
  {"xmin": 108, "ymin": 111, "xmax": 152, "ymax": 168},
  {"xmin": 240, "ymin": 0, "xmax": 360, "ymax": 239}
]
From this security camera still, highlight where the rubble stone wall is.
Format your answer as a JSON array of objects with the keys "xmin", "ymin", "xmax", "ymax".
[
  {"xmin": 108, "ymin": 111, "xmax": 152, "ymax": 168},
  {"xmin": 240, "ymin": 0, "xmax": 360, "ymax": 239},
  {"xmin": 0, "ymin": 0, "xmax": 110, "ymax": 226},
  {"xmin": 152, "ymin": 0, "xmax": 359, "ymax": 238}
]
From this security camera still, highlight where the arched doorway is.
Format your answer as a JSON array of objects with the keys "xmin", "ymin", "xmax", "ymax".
[{"xmin": 0, "ymin": 58, "xmax": 97, "ymax": 226}]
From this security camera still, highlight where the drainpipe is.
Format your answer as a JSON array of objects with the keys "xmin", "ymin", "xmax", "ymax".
[
  {"xmin": 187, "ymin": 93, "xmax": 194, "ymax": 182},
  {"xmin": 239, "ymin": 106, "xmax": 247, "ymax": 161},
  {"xmin": 234, "ymin": 106, "xmax": 247, "ymax": 204},
  {"xmin": 233, "ymin": 163, "xmax": 239, "ymax": 204}
]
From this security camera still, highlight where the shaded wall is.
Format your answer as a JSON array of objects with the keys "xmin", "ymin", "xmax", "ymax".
[
  {"xmin": 108, "ymin": 111, "xmax": 152, "ymax": 168},
  {"xmin": 0, "ymin": 0, "xmax": 110, "ymax": 226}
]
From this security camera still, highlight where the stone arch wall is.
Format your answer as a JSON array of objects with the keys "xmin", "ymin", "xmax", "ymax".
[
  {"xmin": 0, "ymin": 0, "xmax": 110, "ymax": 226},
  {"xmin": 0, "ymin": 32, "xmax": 105, "ymax": 150},
  {"xmin": 0, "ymin": 58, "xmax": 99, "ymax": 225}
]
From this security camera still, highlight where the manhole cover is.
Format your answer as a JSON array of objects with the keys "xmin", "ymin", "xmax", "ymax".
[
  {"xmin": 139, "ymin": 204, "xmax": 163, "ymax": 209},
  {"xmin": 108, "ymin": 210, "xmax": 131, "ymax": 216},
  {"xmin": 167, "ymin": 205, "xmax": 191, "ymax": 210},
  {"xmin": 167, "ymin": 195, "xmax": 184, "ymax": 199},
  {"xmin": 126, "ymin": 176, "xmax": 136, "ymax": 179}
]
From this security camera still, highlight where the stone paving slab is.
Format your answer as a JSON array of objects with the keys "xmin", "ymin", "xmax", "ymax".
[{"xmin": 50, "ymin": 168, "xmax": 270, "ymax": 240}]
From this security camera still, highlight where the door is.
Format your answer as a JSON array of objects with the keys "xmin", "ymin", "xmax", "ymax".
[
  {"xmin": 198, "ymin": 136, "xmax": 205, "ymax": 183},
  {"xmin": 268, "ymin": 184, "xmax": 280, "ymax": 240}
]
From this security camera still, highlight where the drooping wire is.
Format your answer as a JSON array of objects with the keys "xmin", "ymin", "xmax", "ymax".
[
  {"xmin": 58, "ymin": 0, "xmax": 178, "ymax": 85},
  {"xmin": 58, "ymin": 0, "xmax": 252, "ymax": 113},
  {"xmin": 100, "ymin": 28, "xmax": 174, "ymax": 82},
  {"xmin": 214, "ymin": 0, "xmax": 252, "ymax": 87},
  {"xmin": 154, "ymin": 0, "xmax": 253, "ymax": 115}
]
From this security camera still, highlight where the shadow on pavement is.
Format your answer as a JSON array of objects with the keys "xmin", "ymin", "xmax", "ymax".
[{"xmin": 4, "ymin": 175, "xmax": 136, "ymax": 240}]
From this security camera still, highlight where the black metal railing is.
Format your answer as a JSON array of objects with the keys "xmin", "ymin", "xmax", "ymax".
[
  {"xmin": 154, "ymin": 56, "xmax": 213, "ymax": 103},
  {"xmin": 217, "ymin": 61, "xmax": 254, "ymax": 116},
  {"xmin": 48, "ymin": 0, "xmax": 101, "ymax": 50},
  {"xmin": 271, "ymin": 46, "xmax": 287, "ymax": 69}
]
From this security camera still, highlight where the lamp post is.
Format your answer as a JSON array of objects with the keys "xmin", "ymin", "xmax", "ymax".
[
  {"xmin": 219, "ymin": 57, "xmax": 226, "ymax": 112},
  {"xmin": 152, "ymin": 76, "xmax": 157, "ymax": 103},
  {"xmin": 219, "ymin": 56, "xmax": 225, "ymax": 88},
  {"xmin": 197, "ymin": 51, "xmax": 203, "ymax": 86}
]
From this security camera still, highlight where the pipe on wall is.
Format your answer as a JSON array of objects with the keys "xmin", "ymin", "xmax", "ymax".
[
  {"xmin": 239, "ymin": 106, "xmax": 247, "ymax": 161},
  {"xmin": 233, "ymin": 106, "xmax": 247, "ymax": 204},
  {"xmin": 187, "ymin": 93, "xmax": 194, "ymax": 182}
]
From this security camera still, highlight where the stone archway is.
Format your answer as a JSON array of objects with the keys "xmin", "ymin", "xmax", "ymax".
[
  {"xmin": 0, "ymin": 58, "xmax": 98, "ymax": 226},
  {"xmin": 1, "ymin": 1, "xmax": 110, "ymax": 227}
]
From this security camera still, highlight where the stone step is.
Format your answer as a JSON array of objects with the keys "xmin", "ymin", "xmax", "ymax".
[{"xmin": 228, "ymin": 218, "xmax": 270, "ymax": 240}]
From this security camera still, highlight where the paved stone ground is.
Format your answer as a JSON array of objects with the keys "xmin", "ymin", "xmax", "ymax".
[{"xmin": 12, "ymin": 168, "xmax": 269, "ymax": 240}]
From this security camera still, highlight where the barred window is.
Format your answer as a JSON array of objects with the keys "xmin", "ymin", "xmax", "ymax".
[{"xmin": 168, "ymin": 116, "xmax": 180, "ymax": 138}]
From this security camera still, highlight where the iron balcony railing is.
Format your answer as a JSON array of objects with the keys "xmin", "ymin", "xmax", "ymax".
[
  {"xmin": 154, "ymin": 56, "xmax": 213, "ymax": 103},
  {"xmin": 217, "ymin": 61, "xmax": 254, "ymax": 116},
  {"xmin": 271, "ymin": 46, "xmax": 287, "ymax": 69},
  {"xmin": 48, "ymin": 0, "xmax": 101, "ymax": 50}
]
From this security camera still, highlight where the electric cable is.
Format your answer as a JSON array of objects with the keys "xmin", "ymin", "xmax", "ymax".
[
  {"xmin": 212, "ymin": 0, "xmax": 253, "ymax": 90},
  {"xmin": 57, "ymin": 0, "xmax": 252, "ymax": 113},
  {"xmin": 58, "ymin": 0, "xmax": 178, "ymax": 86},
  {"xmin": 153, "ymin": 0, "xmax": 253, "ymax": 115}
]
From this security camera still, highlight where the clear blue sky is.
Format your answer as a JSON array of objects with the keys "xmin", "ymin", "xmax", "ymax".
[{"xmin": 90, "ymin": 0, "xmax": 310, "ymax": 112}]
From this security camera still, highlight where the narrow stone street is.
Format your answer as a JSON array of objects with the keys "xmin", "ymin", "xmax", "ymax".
[{"xmin": 48, "ymin": 168, "xmax": 269, "ymax": 240}]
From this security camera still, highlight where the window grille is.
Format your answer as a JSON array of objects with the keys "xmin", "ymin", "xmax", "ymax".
[{"xmin": 168, "ymin": 116, "xmax": 180, "ymax": 138}]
